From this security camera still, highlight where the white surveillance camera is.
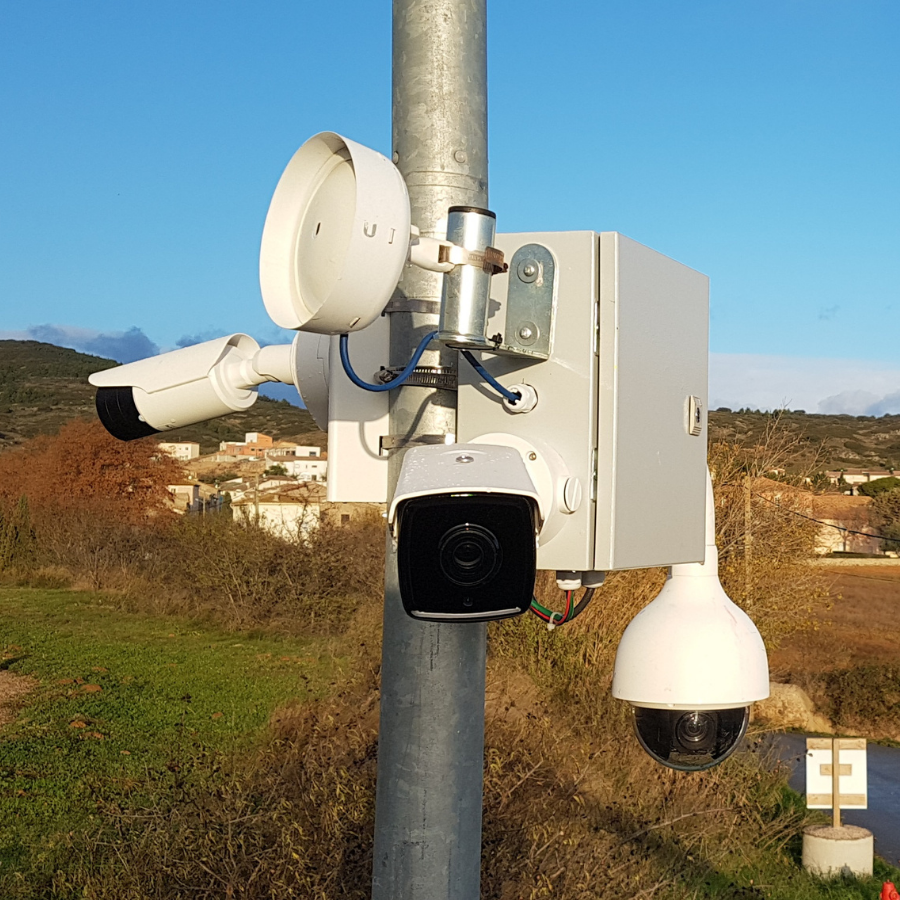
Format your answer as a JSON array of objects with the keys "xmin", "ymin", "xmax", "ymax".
[
  {"xmin": 88, "ymin": 334, "xmax": 297, "ymax": 441},
  {"xmin": 388, "ymin": 443, "xmax": 544, "ymax": 622},
  {"xmin": 611, "ymin": 471, "xmax": 769, "ymax": 771}
]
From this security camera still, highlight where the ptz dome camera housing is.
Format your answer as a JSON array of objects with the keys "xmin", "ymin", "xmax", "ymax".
[{"xmin": 612, "ymin": 471, "xmax": 769, "ymax": 771}]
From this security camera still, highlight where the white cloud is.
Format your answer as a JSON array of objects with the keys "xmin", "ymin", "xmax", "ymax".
[{"xmin": 710, "ymin": 353, "xmax": 900, "ymax": 415}]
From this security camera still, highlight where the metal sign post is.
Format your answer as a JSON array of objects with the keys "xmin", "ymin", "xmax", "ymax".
[{"xmin": 372, "ymin": 2, "xmax": 489, "ymax": 898}]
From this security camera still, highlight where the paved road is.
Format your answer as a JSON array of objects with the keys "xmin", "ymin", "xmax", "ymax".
[{"xmin": 770, "ymin": 733, "xmax": 900, "ymax": 866}]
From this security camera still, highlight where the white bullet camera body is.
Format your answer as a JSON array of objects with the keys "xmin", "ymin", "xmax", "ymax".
[
  {"xmin": 88, "ymin": 334, "xmax": 295, "ymax": 439},
  {"xmin": 389, "ymin": 443, "xmax": 544, "ymax": 621}
]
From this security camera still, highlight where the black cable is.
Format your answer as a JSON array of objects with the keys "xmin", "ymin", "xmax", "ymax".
[
  {"xmin": 529, "ymin": 586, "xmax": 596, "ymax": 626},
  {"xmin": 566, "ymin": 587, "xmax": 596, "ymax": 622},
  {"xmin": 749, "ymin": 491, "xmax": 900, "ymax": 545}
]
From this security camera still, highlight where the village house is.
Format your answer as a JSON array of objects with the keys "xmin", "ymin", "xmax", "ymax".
[
  {"xmin": 748, "ymin": 477, "xmax": 884, "ymax": 556},
  {"xmin": 810, "ymin": 493, "xmax": 882, "ymax": 555},
  {"xmin": 218, "ymin": 432, "xmax": 274, "ymax": 460},
  {"xmin": 157, "ymin": 441, "xmax": 200, "ymax": 461},
  {"xmin": 825, "ymin": 468, "xmax": 897, "ymax": 494},
  {"xmin": 230, "ymin": 478, "xmax": 383, "ymax": 539},
  {"xmin": 167, "ymin": 483, "xmax": 201, "ymax": 514},
  {"xmin": 231, "ymin": 482, "xmax": 325, "ymax": 540},
  {"xmin": 265, "ymin": 445, "xmax": 328, "ymax": 482}
]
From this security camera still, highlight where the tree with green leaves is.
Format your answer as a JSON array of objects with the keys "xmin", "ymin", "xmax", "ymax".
[
  {"xmin": 857, "ymin": 475, "xmax": 900, "ymax": 497},
  {"xmin": 870, "ymin": 487, "xmax": 900, "ymax": 551}
]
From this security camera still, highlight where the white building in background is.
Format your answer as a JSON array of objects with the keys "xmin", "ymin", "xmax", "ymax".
[
  {"xmin": 158, "ymin": 441, "xmax": 201, "ymax": 461},
  {"xmin": 281, "ymin": 458, "xmax": 328, "ymax": 482},
  {"xmin": 231, "ymin": 483, "xmax": 324, "ymax": 540},
  {"xmin": 266, "ymin": 446, "xmax": 328, "ymax": 482},
  {"xmin": 168, "ymin": 483, "xmax": 201, "ymax": 513}
]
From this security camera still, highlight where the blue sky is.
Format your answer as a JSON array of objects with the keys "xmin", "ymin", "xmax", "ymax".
[{"xmin": 1, "ymin": 1, "xmax": 899, "ymax": 413}]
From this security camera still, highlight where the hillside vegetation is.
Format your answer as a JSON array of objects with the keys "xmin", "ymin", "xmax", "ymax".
[
  {"xmin": 0, "ymin": 340, "xmax": 321, "ymax": 454},
  {"xmin": 708, "ymin": 408, "xmax": 900, "ymax": 472},
  {"xmin": 4, "ymin": 339, "xmax": 900, "ymax": 468}
]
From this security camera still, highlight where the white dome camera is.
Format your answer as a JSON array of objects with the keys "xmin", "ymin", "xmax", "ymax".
[
  {"xmin": 612, "ymin": 471, "xmax": 769, "ymax": 771},
  {"xmin": 88, "ymin": 334, "xmax": 298, "ymax": 440}
]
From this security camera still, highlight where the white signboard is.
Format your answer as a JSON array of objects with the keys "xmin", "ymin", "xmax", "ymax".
[{"xmin": 806, "ymin": 738, "xmax": 867, "ymax": 810}]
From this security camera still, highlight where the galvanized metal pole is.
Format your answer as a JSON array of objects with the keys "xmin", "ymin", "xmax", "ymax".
[{"xmin": 372, "ymin": 2, "xmax": 489, "ymax": 898}]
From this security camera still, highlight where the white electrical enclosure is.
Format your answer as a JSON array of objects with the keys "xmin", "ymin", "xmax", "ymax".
[
  {"xmin": 325, "ymin": 315, "xmax": 390, "ymax": 503},
  {"xmin": 458, "ymin": 231, "xmax": 709, "ymax": 572}
]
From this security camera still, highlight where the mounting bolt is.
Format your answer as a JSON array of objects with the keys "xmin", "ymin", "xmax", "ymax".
[
  {"xmin": 516, "ymin": 259, "xmax": 540, "ymax": 283},
  {"xmin": 515, "ymin": 321, "xmax": 538, "ymax": 346},
  {"xmin": 456, "ymin": 454, "xmax": 474, "ymax": 464}
]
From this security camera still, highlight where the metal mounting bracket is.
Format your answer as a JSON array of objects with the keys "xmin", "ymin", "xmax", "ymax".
[{"xmin": 489, "ymin": 243, "xmax": 556, "ymax": 360}]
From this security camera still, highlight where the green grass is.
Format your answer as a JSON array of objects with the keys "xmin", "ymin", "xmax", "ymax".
[{"xmin": 0, "ymin": 587, "xmax": 340, "ymax": 890}]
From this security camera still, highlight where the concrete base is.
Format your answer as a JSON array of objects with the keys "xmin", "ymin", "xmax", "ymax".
[{"xmin": 802, "ymin": 825, "xmax": 873, "ymax": 878}]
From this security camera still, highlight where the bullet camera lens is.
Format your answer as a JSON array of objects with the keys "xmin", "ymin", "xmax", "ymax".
[
  {"xmin": 632, "ymin": 706, "xmax": 749, "ymax": 772},
  {"xmin": 396, "ymin": 493, "xmax": 538, "ymax": 621},
  {"xmin": 95, "ymin": 387, "xmax": 159, "ymax": 442},
  {"xmin": 439, "ymin": 524, "xmax": 502, "ymax": 587}
]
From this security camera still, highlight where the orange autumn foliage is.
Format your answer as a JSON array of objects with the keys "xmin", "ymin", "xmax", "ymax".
[{"xmin": 0, "ymin": 419, "xmax": 182, "ymax": 524}]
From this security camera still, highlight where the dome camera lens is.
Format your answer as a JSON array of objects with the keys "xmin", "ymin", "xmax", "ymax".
[
  {"xmin": 674, "ymin": 711, "xmax": 715, "ymax": 750},
  {"xmin": 632, "ymin": 707, "xmax": 750, "ymax": 772}
]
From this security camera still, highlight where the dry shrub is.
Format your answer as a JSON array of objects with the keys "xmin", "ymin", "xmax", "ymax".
[
  {"xmin": 481, "ymin": 689, "xmax": 804, "ymax": 900},
  {"xmin": 66, "ymin": 625, "xmax": 808, "ymax": 900},
  {"xmin": 155, "ymin": 512, "xmax": 384, "ymax": 632},
  {"xmin": 710, "ymin": 435, "xmax": 830, "ymax": 648},
  {"xmin": 822, "ymin": 664, "xmax": 900, "ymax": 738},
  {"xmin": 0, "ymin": 419, "xmax": 181, "ymax": 524},
  {"xmin": 0, "ymin": 496, "xmax": 37, "ymax": 575},
  {"xmin": 30, "ymin": 505, "xmax": 162, "ymax": 592},
  {"xmin": 8, "ymin": 496, "xmax": 384, "ymax": 635}
]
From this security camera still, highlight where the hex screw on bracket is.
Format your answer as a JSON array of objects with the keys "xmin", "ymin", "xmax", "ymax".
[{"xmin": 517, "ymin": 259, "xmax": 540, "ymax": 283}]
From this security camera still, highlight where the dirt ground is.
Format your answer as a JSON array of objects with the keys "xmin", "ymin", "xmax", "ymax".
[
  {"xmin": 0, "ymin": 670, "xmax": 37, "ymax": 726},
  {"xmin": 770, "ymin": 564, "xmax": 900, "ymax": 678}
]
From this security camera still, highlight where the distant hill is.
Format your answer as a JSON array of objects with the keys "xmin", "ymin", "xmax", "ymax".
[
  {"xmin": 3, "ymin": 339, "xmax": 900, "ymax": 469},
  {"xmin": 0, "ymin": 340, "xmax": 321, "ymax": 454},
  {"xmin": 708, "ymin": 408, "xmax": 900, "ymax": 472}
]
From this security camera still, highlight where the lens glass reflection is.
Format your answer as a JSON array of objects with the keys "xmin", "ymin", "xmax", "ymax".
[{"xmin": 633, "ymin": 707, "xmax": 749, "ymax": 772}]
